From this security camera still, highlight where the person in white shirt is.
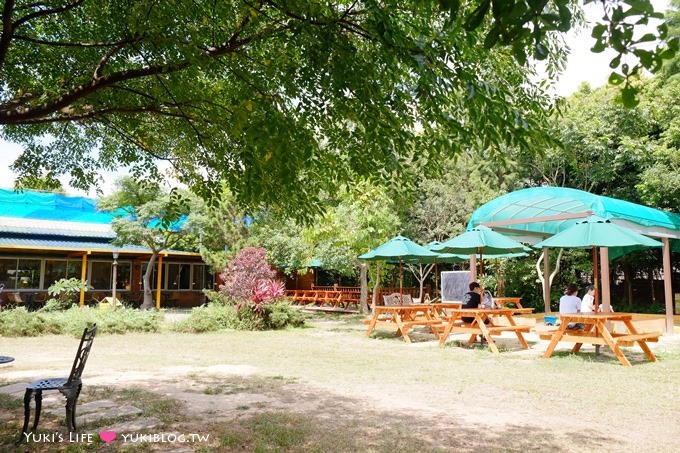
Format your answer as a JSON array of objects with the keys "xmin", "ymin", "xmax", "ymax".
[
  {"xmin": 580, "ymin": 285, "xmax": 596, "ymax": 313},
  {"xmin": 559, "ymin": 283, "xmax": 583, "ymax": 329}
]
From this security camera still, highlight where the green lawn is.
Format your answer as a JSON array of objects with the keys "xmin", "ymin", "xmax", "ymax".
[{"xmin": 1, "ymin": 312, "xmax": 679, "ymax": 452}]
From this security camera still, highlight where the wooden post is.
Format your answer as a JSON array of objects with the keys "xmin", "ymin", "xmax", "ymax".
[
  {"xmin": 662, "ymin": 237, "xmax": 674, "ymax": 335},
  {"xmin": 600, "ymin": 247, "xmax": 611, "ymax": 312},
  {"xmin": 543, "ymin": 248, "xmax": 551, "ymax": 313},
  {"xmin": 79, "ymin": 252, "xmax": 89, "ymax": 307},
  {"xmin": 469, "ymin": 254, "xmax": 477, "ymax": 282},
  {"xmin": 155, "ymin": 254, "xmax": 163, "ymax": 310}
]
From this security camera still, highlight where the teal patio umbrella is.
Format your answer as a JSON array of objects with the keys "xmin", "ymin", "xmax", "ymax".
[
  {"xmin": 359, "ymin": 236, "xmax": 439, "ymax": 302},
  {"xmin": 431, "ymin": 225, "xmax": 531, "ymax": 275},
  {"xmin": 534, "ymin": 216, "xmax": 663, "ymax": 311},
  {"xmin": 533, "ymin": 216, "xmax": 663, "ymax": 250}
]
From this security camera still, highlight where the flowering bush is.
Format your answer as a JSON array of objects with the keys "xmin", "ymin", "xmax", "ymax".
[
  {"xmin": 219, "ymin": 247, "xmax": 277, "ymax": 299},
  {"xmin": 252, "ymin": 279, "xmax": 285, "ymax": 304},
  {"xmin": 219, "ymin": 247, "xmax": 286, "ymax": 319}
]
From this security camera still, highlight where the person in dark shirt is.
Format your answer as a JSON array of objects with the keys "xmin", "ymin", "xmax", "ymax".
[{"xmin": 461, "ymin": 281, "xmax": 482, "ymax": 323}]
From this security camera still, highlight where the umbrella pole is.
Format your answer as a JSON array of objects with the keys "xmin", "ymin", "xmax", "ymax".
[
  {"xmin": 592, "ymin": 246, "xmax": 601, "ymax": 355},
  {"xmin": 592, "ymin": 246, "xmax": 599, "ymax": 312},
  {"xmin": 435, "ymin": 261, "xmax": 439, "ymax": 301},
  {"xmin": 479, "ymin": 248, "xmax": 484, "ymax": 277},
  {"xmin": 399, "ymin": 258, "xmax": 404, "ymax": 305}
]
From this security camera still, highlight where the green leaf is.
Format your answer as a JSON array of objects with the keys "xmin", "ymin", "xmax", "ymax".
[
  {"xmin": 620, "ymin": 85, "xmax": 639, "ymax": 108},
  {"xmin": 634, "ymin": 49, "xmax": 654, "ymax": 68},
  {"xmin": 608, "ymin": 72, "xmax": 625, "ymax": 85},
  {"xmin": 609, "ymin": 54, "xmax": 621, "ymax": 69},
  {"xmin": 464, "ymin": 0, "xmax": 491, "ymax": 31},
  {"xmin": 636, "ymin": 33, "xmax": 657, "ymax": 43},
  {"xmin": 439, "ymin": 0, "xmax": 461, "ymax": 16},
  {"xmin": 534, "ymin": 41, "xmax": 549, "ymax": 60},
  {"xmin": 590, "ymin": 39, "xmax": 607, "ymax": 53},
  {"xmin": 591, "ymin": 24, "xmax": 607, "ymax": 39},
  {"xmin": 484, "ymin": 27, "xmax": 501, "ymax": 48}
]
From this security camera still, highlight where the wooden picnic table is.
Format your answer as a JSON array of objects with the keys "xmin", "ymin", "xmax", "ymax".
[
  {"xmin": 493, "ymin": 297, "xmax": 523, "ymax": 308},
  {"xmin": 437, "ymin": 307, "xmax": 535, "ymax": 353},
  {"xmin": 542, "ymin": 312, "xmax": 660, "ymax": 367},
  {"xmin": 365, "ymin": 303, "xmax": 460, "ymax": 343}
]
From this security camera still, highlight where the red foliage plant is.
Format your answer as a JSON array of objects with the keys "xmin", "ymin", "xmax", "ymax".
[{"xmin": 219, "ymin": 247, "xmax": 284, "ymax": 305}]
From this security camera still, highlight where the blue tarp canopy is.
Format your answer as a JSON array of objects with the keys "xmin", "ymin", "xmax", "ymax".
[{"xmin": 0, "ymin": 188, "xmax": 113, "ymax": 224}]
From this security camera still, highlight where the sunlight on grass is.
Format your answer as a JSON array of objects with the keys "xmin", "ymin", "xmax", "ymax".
[{"xmin": 1, "ymin": 312, "xmax": 679, "ymax": 452}]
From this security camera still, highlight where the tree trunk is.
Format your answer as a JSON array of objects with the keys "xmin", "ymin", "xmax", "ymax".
[
  {"xmin": 358, "ymin": 261, "xmax": 369, "ymax": 314},
  {"xmin": 536, "ymin": 248, "xmax": 563, "ymax": 312},
  {"xmin": 623, "ymin": 263, "xmax": 633, "ymax": 308},
  {"xmin": 141, "ymin": 252, "xmax": 158, "ymax": 310}
]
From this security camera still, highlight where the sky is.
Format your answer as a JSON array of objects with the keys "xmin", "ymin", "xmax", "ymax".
[{"xmin": 0, "ymin": 0, "xmax": 671, "ymax": 197}]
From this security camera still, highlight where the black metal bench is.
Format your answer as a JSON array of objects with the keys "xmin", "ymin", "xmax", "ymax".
[{"xmin": 18, "ymin": 324, "xmax": 97, "ymax": 444}]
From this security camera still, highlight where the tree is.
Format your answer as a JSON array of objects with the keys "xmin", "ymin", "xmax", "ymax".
[
  {"xmin": 402, "ymin": 153, "xmax": 515, "ymax": 244},
  {"xmin": 251, "ymin": 181, "xmax": 400, "ymax": 313},
  {"xmin": 185, "ymin": 185, "xmax": 252, "ymax": 269},
  {"xmin": 98, "ymin": 177, "xmax": 194, "ymax": 309},
  {"xmin": 4, "ymin": 0, "xmax": 648, "ymax": 216},
  {"xmin": 219, "ymin": 247, "xmax": 277, "ymax": 300},
  {"xmin": 637, "ymin": 76, "xmax": 680, "ymax": 212}
]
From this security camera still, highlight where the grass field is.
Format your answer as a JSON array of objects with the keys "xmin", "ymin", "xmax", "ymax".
[{"xmin": 1, "ymin": 312, "xmax": 680, "ymax": 452}]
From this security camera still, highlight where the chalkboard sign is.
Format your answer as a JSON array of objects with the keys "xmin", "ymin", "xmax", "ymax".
[{"xmin": 441, "ymin": 271, "xmax": 471, "ymax": 301}]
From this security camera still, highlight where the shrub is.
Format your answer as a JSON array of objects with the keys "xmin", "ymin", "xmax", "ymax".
[
  {"xmin": 219, "ymin": 247, "xmax": 277, "ymax": 300},
  {"xmin": 172, "ymin": 301, "xmax": 305, "ymax": 333},
  {"xmin": 204, "ymin": 289, "xmax": 235, "ymax": 306},
  {"xmin": 171, "ymin": 304, "xmax": 236, "ymax": 333},
  {"xmin": 235, "ymin": 300, "xmax": 305, "ymax": 331},
  {"xmin": 0, "ymin": 308, "xmax": 62, "ymax": 336},
  {"xmin": 42, "ymin": 278, "xmax": 91, "ymax": 311},
  {"xmin": 0, "ymin": 306, "xmax": 162, "ymax": 337}
]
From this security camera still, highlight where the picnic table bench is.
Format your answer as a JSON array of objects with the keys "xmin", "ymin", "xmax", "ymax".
[
  {"xmin": 436, "ymin": 307, "xmax": 535, "ymax": 353},
  {"xmin": 365, "ymin": 304, "xmax": 446, "ymax": 343},
  {"xmin": 542, "ymin": 313, "xmax": 660, "ymax": 366}
]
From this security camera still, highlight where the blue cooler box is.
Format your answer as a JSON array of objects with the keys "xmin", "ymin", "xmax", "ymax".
[{"xmin": 544, "ymin": 315, "xmax": 559, "ymax": 326}]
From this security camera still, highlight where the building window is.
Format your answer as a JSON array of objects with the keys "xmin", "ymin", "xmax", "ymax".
[
  {"xmin": 167, "ymin": 263, "xmax": 191, "ymax": 290},
  {"xmin": 0, "ymin": 258, "xmax": 41, "ymax": 290},
  {"xmin": 17, "ymin": 259, "xmax": 41, "ymax": 289},
  {"xmin": 0, "ymin": 258, "xmax": 16, "ymax": 289},
  {"xmin": 140, "ymin": 262, "xmax": 158, "ymax": 290},
  {"xmin": 90, "ymin": 261, "xmax": 111, "ymax": 290},
  {"xmin": 192, "ymin": 264, "xmax": 214, "ymax": 290},
  {"xmin": 115, "ymin": 262, "xmax": 132, "ymax": 290},
  {"xmin": 44, "ymin": 259, "xmax": 83, "ymax": 289}
]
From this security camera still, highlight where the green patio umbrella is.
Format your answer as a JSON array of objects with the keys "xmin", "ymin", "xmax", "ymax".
[
  {"xmin": 534, "ymin": 215, "xmax": 663, "ymax": 311},
  {"xmin": 533, "ymin": 216, "xmax": 663, "ymax": 249},
  {"xmin": 359, "ymin": 236, "xmax": 439, "ymax": 303},
  {"xmin": 431, "ymin": 225, "xmax": 531, "ymax": 275}
]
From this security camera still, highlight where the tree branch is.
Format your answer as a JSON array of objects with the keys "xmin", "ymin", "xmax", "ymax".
[
  {"xmin": 14, "ymin": 0, "xmax": 86, "ymax": 28},
  {"xmin": 0, "ymin": 0, "xmax": 16, "ymax": 69}
]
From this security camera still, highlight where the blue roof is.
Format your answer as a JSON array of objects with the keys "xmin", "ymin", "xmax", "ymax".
[{"xmin": 0, "ymin": 188, "xmax": 113, "ymax": 224}]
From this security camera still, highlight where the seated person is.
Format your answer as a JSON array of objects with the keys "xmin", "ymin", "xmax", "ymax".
[
  {"xmin": 580, "ymin": 285, "xmax": 595, "ymax": 313},
  {"xmin": 559, "ymin": 283, "xmax": 584, "ymax": 329},
  {"xmin": 461, "ymin": 282, "xmax": 490, "ymax": 324}
]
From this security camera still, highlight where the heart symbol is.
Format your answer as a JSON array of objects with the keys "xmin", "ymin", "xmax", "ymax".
[{"xmin": 99, "ymin": 431, "xmax": 116, "ymax": 444}]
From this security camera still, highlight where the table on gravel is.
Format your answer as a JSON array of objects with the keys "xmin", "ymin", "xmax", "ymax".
[
  {"xmin": 542, "ymin": 312, "xmax": 660, "ymax": 367},
  {"xmin": 436, "ymin": 307, "xmax": 535, "ymax": 353}
]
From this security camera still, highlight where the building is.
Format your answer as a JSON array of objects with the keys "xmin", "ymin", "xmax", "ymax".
[{"xmin": 0, "ymin": 188, "xmax": 212, "ymax": 309}]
